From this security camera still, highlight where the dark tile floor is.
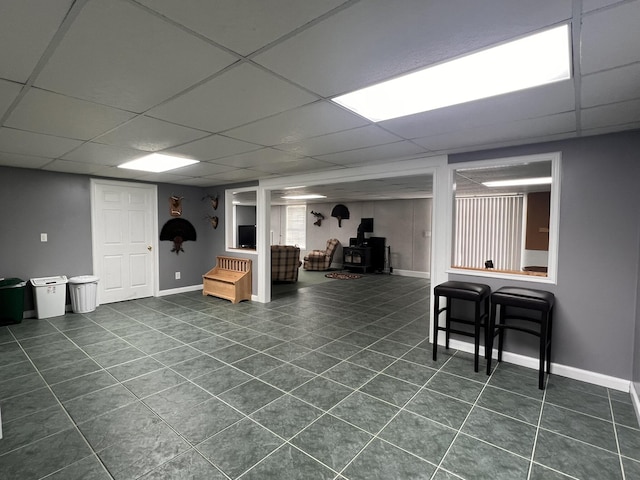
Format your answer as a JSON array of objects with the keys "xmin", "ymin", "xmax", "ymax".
[{"xmin": 0, "ymin": 274, "xmax": 638, "ymax": 479}]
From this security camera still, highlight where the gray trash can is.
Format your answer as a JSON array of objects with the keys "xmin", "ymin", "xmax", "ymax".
[
  {"xmin": 30, "ymin": 276, "xmax": 68, "ymax": 319},
  {"xmin": 68, "ymin": 276, "xmax": 100, "ymax": 313}
]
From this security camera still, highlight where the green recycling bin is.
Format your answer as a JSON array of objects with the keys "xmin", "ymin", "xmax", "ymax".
[{"xmin": 0, "ymin": 278, "xmax": 27, "ymax": 325}]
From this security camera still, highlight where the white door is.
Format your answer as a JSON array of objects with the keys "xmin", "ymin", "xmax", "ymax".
[{"xmin": 91, "ymin": 179, "xmax": 157, "ymax": 304}]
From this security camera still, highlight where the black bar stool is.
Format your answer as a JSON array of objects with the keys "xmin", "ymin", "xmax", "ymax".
[
  {"xmin": 432, "ymin": 281, "xmax": 491, "ymax": 372},
  {"xmin": 486, "ymin": 287, "xmax": 555, "ymax": 389}
]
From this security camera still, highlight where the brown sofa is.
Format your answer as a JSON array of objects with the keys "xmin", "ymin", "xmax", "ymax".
[{"xmin": 271, "ymin": 245, "xmax": 301, "ymax": 282}]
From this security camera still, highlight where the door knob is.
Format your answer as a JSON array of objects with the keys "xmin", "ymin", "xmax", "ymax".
[{"xmin": 147, "ymin": 245, "xmax": 152, "ymax": 251}]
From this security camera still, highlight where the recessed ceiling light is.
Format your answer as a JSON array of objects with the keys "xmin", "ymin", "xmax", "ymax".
[
  {"xmin": 281, "ymin": 194, "xmax": 327, "ymax": 200},
  {"xmin": 483, "ymin": 177, "xmax": 552, "ymax": 187},
  {"xmin": 118, "ymin": 153, "xmax": 199, "ymax": 173},
  {"xmin": 333, "ymin": 24, "xmax": 571, "ymax": 122}
]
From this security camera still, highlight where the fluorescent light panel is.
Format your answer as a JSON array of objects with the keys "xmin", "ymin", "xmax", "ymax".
[
  {"xmin": 333, "ymin": 25, "xmax": 571, "ymax": 122},
  {"xmin": 118, "ymin": 153, "xmax": 199, "ymax": 173},
  {"xmin": 483, "ymin": 177, "xmax": 552, "ymax": 187},
  {"xmin": 281, "ymin": 194, "xmax": 327, "ymax": 200}
]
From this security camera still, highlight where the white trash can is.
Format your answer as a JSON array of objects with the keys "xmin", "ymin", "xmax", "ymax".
[
  {"xmin": 68, "ymin": 276, "xmax": 100, "ymax": 313},
  {"xmin": 30, "ymin": 276, "xmax": 68, "ymax": 319}
]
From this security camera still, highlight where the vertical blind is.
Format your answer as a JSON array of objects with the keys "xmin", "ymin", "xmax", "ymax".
[
  {"xmin": 454, "ymin": 195, "xmax": 523, "ymax": 271},
  {"xmin": 285, "ymin": 205, "xmax": 306, "ymax": 249}
]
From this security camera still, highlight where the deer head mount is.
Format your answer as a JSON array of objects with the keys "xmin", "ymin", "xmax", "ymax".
[
  {"xmin": 202, "ymin": 193, "xmax": 219, "ymax": 210},
  {"xmin": 310, "ymin": 211, "xmax": 325, "ymax": 227},
  {"xmin": 205, "ymin": 215, "xmax": 219, "ymax": 229},
  {"xmin": 169, "ymin": 195, "xmax": 183, "ymax": 217}
]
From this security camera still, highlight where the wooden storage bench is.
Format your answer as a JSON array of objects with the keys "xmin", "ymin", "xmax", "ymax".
[{"xmin": 203, "ymin": 256, "xmax": 252, "ymax": 303}]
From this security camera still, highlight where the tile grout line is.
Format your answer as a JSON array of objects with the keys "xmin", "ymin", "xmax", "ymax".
[
  {"xmin": 609, "ymin": 389, "xmax": 628, "ymax": 480},
  {"xmin": 0, "ymin": 326, "xmax": 116, "ymax": 480},
  {"xmin": 334, "ymin": 349, "xmax": 464, "ymax": 479},
  {"xmin": 428, "ymin": 353, "xmax": 495, "ymax": 479},
  {"xmin": 526, "ymin": 378, "xmax": 548, "ymax": 480}
]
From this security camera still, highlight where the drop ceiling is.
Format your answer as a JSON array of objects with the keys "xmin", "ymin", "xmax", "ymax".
[{"xmin": 0, "ymin": 0, "xmax": 638, "ymax": 192}]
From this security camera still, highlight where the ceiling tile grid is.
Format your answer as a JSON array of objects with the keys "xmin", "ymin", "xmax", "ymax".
[{"xmin": 0, "ymin": 0, "xmax": 637, "ymax": 189}]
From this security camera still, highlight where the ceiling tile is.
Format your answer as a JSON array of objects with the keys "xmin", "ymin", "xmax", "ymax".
[
  {"xmin": 166, "ymin": 134, "xmax": 262, "ymax": 161},
  {"xmin": 135, "ymin": 172, "xmax": 194, "ymax": 184},
  {"xmin": 171, "ymin": 176, "xmax": 225, "ymax": 187},
  {"xmin": 34, "ymin": 0, "xmax": 237, "ymax": 112},
  {"xmin": 260, "ymin": 157, "xmax": 339, "ymax": 175},
  {"xmin": 0, "ymin": 152, "xmax": 52, "ymax": 169},
  {"xmin": 61, "ymin": 142, "xmax": 146, "ymax": 166},
  {"xmin": 89, "ymin": 166, "xmax": 148, "ymax": 180},
  {"xmin": 5, "ymin": 88, "xmax": 135, "ymax": 140},
  {"xmin": 414, "ymin": 112, "xmax": 576, "ymax": 151},
  {"xmin": 582, "ymin": 63, "xmax": 640, "ymax": 108},
  {"xmin": 169, "ymin": 161, "xmax": 237, "ymax": 177},
  {"xmin": 0, "ymin": 79, "xmax": 22, "ymax": 118},
  {"xmin": 274, "ymin": 125, "xmax": 403, "ymax": 156},
  {"xmin": 582, "ymin": 98, "xmax": 640, "ymax": 130},
  {"xmin": 580, "ymin": 1, "xmax": 640, "ymax": 74},
  {"xmin": 137, "ymin": 0, "xmax": 347, "ymax": 56},
  {"xmin": 381, "ymin": 81, "xmax": 576, "ymax": 139},
  {"xmin": 94, "ymin": 116, "xmax": 209, "ymax": 152},
  {"xmin": 315, "ymin": 141, "xmax": 429, "ymax": 166},
  {"xmin": 42, "ymin": 159, "xmax": 103, "ymax": 175},
  {"xmin": 205, "ymin": 168, "xmax": 274, "ymax": 182},
  {"xmin": 225, "ymin": 101, "xmax": 368, "ymax": 146},
  {"xmin": 0, "ymin": 127, "xmax": 82, "ymax": 158},
  {"xmin": 583, "ymin": 0, "xmax": 623, "ymax": 12},
  {"xmin": 0, "ymin": 0, "xmax": 74, "ymax": 82},
  {"xmin": 582, "ymin": 121, "xmax": 640, "ymax": 137},
  {"xmin": 148, "ymin": 63, "xmax": 317, "ymax": 132},
  {"xmin": 254, "ymin": 0, "xmax": 572, "ymax": 96},
  {"xmin": 212, "ymin": 147, "xmax": 303, "ymax": 168}
]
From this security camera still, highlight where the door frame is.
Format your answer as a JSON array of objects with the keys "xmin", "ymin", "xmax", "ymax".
[{"xmin": 90, "ymin": 178, "xmax": 159, "ymax": 304}]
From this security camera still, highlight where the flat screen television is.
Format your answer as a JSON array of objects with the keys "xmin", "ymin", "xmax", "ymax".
[
  {"xmin": 238, "ymin": 225, "xmax": 256, "ymax": 249},
  {"xmin": 357, "ymin": 218, "xmax": 374, "ymax": 245},
  {"xmin": 360, "ymin": 218, "xmax": 374, "ymax": 233}
]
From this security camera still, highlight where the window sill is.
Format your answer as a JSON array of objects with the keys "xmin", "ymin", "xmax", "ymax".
[{"xmin": 447, "ymin": 266, "xmax": 556, "ymax": 284}]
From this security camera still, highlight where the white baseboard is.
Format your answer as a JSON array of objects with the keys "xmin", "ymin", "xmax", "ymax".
[
  {"xmin": 440, "ymin": 338, "xmax": 631, "ymax": 392},
  {"xmin": 158, "ymin": 284, "xmax": 203, "ymax": 296},
  {"xmin": 631, "ymin": 382, "xmax": 640, "ymax": 425},
  {"xmin": 392, "ymin": 269, "xmax": 430, "ymax": 279}
]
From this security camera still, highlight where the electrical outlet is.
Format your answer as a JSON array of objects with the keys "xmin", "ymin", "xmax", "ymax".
[
  {"xmin": 175, "ymin": 272, "xmax": 180, "ymax": 280},
  {"xmin": 40, "ymin": 233, "xmax": 48, "ymax": 242}
]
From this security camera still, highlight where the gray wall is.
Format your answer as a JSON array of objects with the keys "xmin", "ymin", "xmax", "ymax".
[
  {"xmin": 276, "ymin": 199, "xmax": 431, "ymax": 273},
  {"xmin": 450, "ymin": 130, "xmax": 640, "ymax": 380},
  {"xmin": 634, "ymin": 224, "xmax": 640, "ymax": 394},
  {"xmin": 1, "ymin": 167, "xmax": 93, "ymax": 309},
  {"xmin": 157, "ymin": 183, "xmax": 220, "ymax": 291},
  {"xmin": 0, "ymin": 166, "xmax": 252, "ymax": 310}
]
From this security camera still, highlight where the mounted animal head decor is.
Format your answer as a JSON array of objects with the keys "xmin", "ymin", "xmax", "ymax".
[
  {"xmin": 169, "ymin": 195, "xmax": 183, "ymax": 217},
  {"xmin": 202, "ymin": 193, "xmax": 219, "ymax": 210},
  {"xmin": 160, "ymin": 218, "xmax": 197, "ymax": 254},
  {"xmin": 205, "ymin": 215, "xmax": 219, "ymax": 229},
  {"xmin": 310, "ymin": 211, "xmax": 325, "ymax": 227},
  {"xmin": 331, "ymin": 204, "xmax": 350, "ymax": 227}
]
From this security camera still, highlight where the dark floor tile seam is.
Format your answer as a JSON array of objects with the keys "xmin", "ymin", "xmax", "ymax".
[
  {"xmin": 431, "ymin": 368, "xmax": 495, "ymax": 475},
  {"xmin": 529, "ymin": 462, "xmax": 581, "ymax": 480},
  {"xmin": 336, "ymin": 436, "xmax": 440, "ymax": 479},
  {"xmin": 332, "ymin": 374, "xmax": 449, "ymax": 478},
  {"xmin": 608, "ymin": 395, "xmax": 634, "ymax": 469},
  {"xmin": 0, "ymin": 350, "xmax": 111, "ymax": 475}
]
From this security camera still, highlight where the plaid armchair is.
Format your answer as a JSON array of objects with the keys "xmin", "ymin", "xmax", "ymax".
[
  {"xmin": 271, "ymin": 245, "xmax": 301, "ymax": 282},
  {"xmin": 303, "ymin": 238, "xmax": 340, "ymax": 271}
]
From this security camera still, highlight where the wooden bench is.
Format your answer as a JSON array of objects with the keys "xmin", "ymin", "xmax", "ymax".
[{"xmin": 203, "ymin": 256, "xmax": 252, "ymax": 303}]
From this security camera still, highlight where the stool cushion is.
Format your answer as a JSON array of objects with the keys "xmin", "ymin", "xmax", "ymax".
[
  {"xmin": 434, "ymin": 281, "xmax": 491, "ymax": 301},
  {"xmin": 492, "ymin": 287, "xmax": 554, "ymax": 311}
]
